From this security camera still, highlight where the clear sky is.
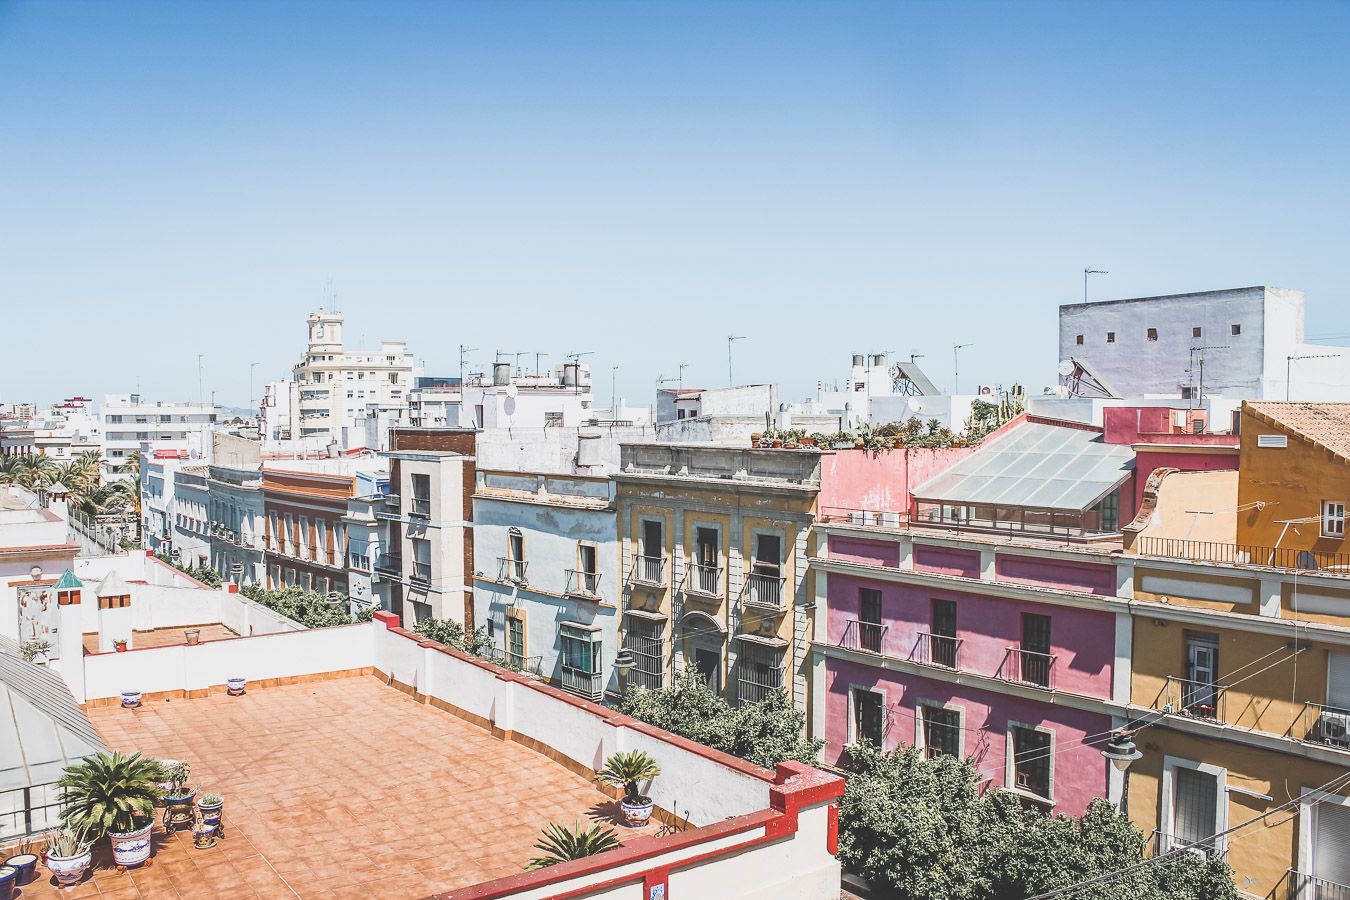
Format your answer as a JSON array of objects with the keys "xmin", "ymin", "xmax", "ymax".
[{"xmin": 2, "ymin": 0, "xmax": 1347, "ymax": 410}]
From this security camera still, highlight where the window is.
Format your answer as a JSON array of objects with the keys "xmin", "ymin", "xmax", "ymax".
[
  {"xmin": 919, "ymin": 705, "xmax": 962, "ymax": 758},
  {"xmin": 1231, "ymin": 323, "xmax": 1241, "ymax": 336},
  {"xmin": 502, "ymin": 527, "xmax": 525, "ymax": 581},
  {"xmin": 625, "ymin": 618, "xmax": 664, "ymax": 690},
  {"xmin": 851, "ymin": 687, "xmax": 884, "ymax": 746},
  {"xmin": 856, "ymin": 588, "xmax": 883, "ymax": 653},
  {"xmin": 544, "ymin": 411, "xmax": 564, "ymax": 427},
  {"xmin": 506, "ymin": 615, "xmax": 526, "ymax": 667},
  {"xmin": 694, "ymin": 647, "xmax": 721, "ymax": 693},
  {"xmin": 1192, "ymin": 326, "xmax": 1202, "ymax": 338},
  {"xmin": 1009, "ymin": 725, "xmax": 1052, "ymax": 800},
  {"xmin": 1168, "ymin": 763, "xmax": 1220, "ymax": 852},
  {"xmin": 560, "ymin": 623, "xmax": 603, "ymax": 698},
  {"xmin": 930, "ymin": 598, "xmax": 957, "ymax": 668},
  {"xmin": 411, "ymin": 538, "xmax": 431, "ymax": 583},
  {"xmin": 1075, "ymin": 334, "xmax": 1084, "ymax": 345},
  {"xmin": 692, "ymin": 526, "xmax": 720, "ymax": 595},
  {"xmin": 1181, "ymin": 386, "xmax": 1195, "ymax": 400},
  {"xmin": 638, "ymin": 519, "xmax": 664, "ymax": 583},
  {"xmin": 1147, "ymin": 327, "xmax": 1158, "ymax": 342},
  {"xmin": 738, "ymin": 644, "xmax": 783, "ymax": 704},
  {"xmin": 1106, "ymin": 331, "xmax": 1116, "ymax": 343},
  {"xmin": 1308, "ymin": 797, "xmax": 1350, "ymax": 888},
  {"xmin": 747, "ymin": 532, "xmax": 784, "ymax": 606},
  {"xmin": 573, "ymin": 543, "xmax": 599, "ymax": 595},
  {"xmin": 410, "ymin": 473, "xmax": 431, "ymax": 517},
  {"xmin": 1090, "ymin": 490, "xmax": 1119, "ymax": 532},
  {"xmin": 1324, "ymin": 501, "xmax": 1346, "ymax": 538},
  {"xmin": 1184, "ymin": 632, "xmax": 1221, "ymax": 719},
  {"xmin": 1020, "ymin": 613, "xmax": 1052, "ymax": 687}
]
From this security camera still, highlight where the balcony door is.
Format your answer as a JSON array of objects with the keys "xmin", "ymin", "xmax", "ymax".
[
  {"xmin": 931, "ymin": 598, "xmax": 957, "ymax": 668},
  {"xmin": 1171, "ymin": 766, "xmax": 1219, "ymax": 852},
  {"xmin": 694, "ymin": 647, "xmax": 721, "ymax": 694},
  {"xmin": 1185, "ymin": 632, "xmax": 1220, "ymax": 715},
  {"xmin": 858, "ymin": 588, "xmax": 882, "ymax": 653},
  {"xmin": 694, "ymin": 527, "xmax": 719, "ymax": 594},
  {"xmin": 1313, "ymin": 801, "xmax": 1350, "ymax": 892},
  {"xmin": 1020, "ymin": 613, "xmax": 1051, "ymax": 686}
]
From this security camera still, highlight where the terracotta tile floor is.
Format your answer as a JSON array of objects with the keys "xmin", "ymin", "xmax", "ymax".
[
  {"xmin": 82, "ymin": 625, "xmax": 240, "ymax": 655},
  {"xmin": 21, "ymin": 676, "xmax": 652, "ymax": 898}
]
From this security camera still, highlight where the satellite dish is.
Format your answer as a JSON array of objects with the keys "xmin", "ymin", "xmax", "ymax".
[
  {"xmin": 504, "ymin": 383, "xmax": 519, "ymax": 399},
  {"xmin": 1057, "ymin": 359, "xmax": 1076, "ymax": 377},
  {"xmin": 889, "ymin": 364, "xmax": 903, "ymax": 380}
]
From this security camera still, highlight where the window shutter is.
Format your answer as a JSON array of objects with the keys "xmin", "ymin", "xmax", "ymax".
[
  {"xmin": 1329, "ymin": 653, "xmax": 1350, "ymax": 710},
  {"xmin": 1315, "ymin": 801, "xmax": 1350, "ymax": 885},
  {"xmin": 1173, "ymin": 767, "xmax": 1218, "ymax": 847}
]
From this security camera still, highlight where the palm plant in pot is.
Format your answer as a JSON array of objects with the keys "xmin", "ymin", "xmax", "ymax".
[
  {"xmin": 596, "ymin": 750, "xmax": 661, "ymax": 827},
  {"xmin": 58, "ymin": 751, "xmax": 163, "ymax": 870},
  {"xmin": 43, "ymin": 825, "xmax": 93, "ymax": 887},
  {"xmin": 525, "ymin": 821, "xmax": 620, "ymax": 869}
]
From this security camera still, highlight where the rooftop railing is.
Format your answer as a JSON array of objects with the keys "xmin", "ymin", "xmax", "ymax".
[{"xmin": 1135, "ymin": 536, "xmax": 1350, "ymax": 574}]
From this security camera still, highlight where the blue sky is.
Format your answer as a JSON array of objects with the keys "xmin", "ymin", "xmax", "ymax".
[{"xmin": 2, "ymin": 0, "xmax": 1347, "ymax": 409}]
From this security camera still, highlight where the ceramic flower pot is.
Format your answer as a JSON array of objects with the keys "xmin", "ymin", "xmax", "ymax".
[
  {"xmin": 185, "ymin": 629, "xmax": 200, "ymax": 645},
  {"xmin": 192, "ymin": 825, "xmax": 217, "ymax": 849},
  {"xmin": 109, "ymin": 822, "xmax": 154, "ymax": 868},
  {"xmin": 44, "ymin": 848, "xmax": 92, "ymax": 887},
  {"xmin": 3, "ymin": 853, "xmax": 37, "ymax": 886},
  {"xmin": 0, "ymin": 865, "xmax": 16, "ymax": 900},
  {"xmin": 114, "ymin": 640, "xmax": 128, "ymax": 652},
  {"xmin": 121, "ymin": 690, "xmax": 142, "ymax": 708},
  {"xmin": 163, "ymin": 790, "xmax": 197, "ymax": 831},
  {"xmin": 620, "ymin": 796, "xmax": 654, "ymax": 827},
  {"xmin": 226, "ymin": 677, "xmax": 246, "ymax": 696}
]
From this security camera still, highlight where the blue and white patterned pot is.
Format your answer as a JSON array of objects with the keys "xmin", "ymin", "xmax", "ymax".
[
  {"xmin": 198, "ymin": 800, "xmax": 223, "ymax": 827},
  {"xmin": 109, "ymin": 822, "xmax": 154, "ymax": 868},
  {"xmin": 121, "ymin": 690, "xmax": 142, "ymax": 708},
  {"xmin": 226, "ymin": 677, "xmax": 246, "ymax": 695},
  {"xmin": 45, "ymin": 848, "xmax": 91, "ymax": 887},
  {"xmin": 620, "ymin": 797, "xmax": 654, "ymax": 827},
  {"xmin": 3, "ymin": 853, "xmax": 38, "ymax": 885}
]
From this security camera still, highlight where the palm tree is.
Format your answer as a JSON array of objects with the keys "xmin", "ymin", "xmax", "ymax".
[
  {"xmin": 117, "ymin": 452, "xmax": 141, "ymax": 480},
  {"xmin": 58, "ymin": 751, "xmax": 163, "ymax": 838},
  {"xmin": 525, "ymin": 821, "xmax": 621, "ymax": 870},
  {"xmin": 75, "ymin": 449, "xmax": 103, "ymax": 488}
]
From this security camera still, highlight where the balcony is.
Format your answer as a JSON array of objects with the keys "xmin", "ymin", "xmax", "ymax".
[
  {"xmin": 1287, "ymin": 869, "xmax": 1350, "ymax": 899},
  {"xmin": 631, "ymin": 555, "xmax": 666, "ymax": 587},
  {"xmin": 498, "ymin": 557, "xmax": 528, "ymax": 584},
  {"xmin": 564, "ymin": 569, "xmax": 603, "ymax": 599},
  {"xmin": 375, "ymin": 554, "xmax": 403, "ymax": 576},
  {"xmin": 486, "ymin": 647, "xmax": 543, "ymax": 677},
  {"xmin": 685, "ymin": 563, "xmax": 722, "ymax": 598},
  {"xmin": 410, "ymin": 561, "xmax": 432, "ymax": 586},
  {"xmin": 561, "ymin": 666, "xmax": 605, "ymax": 701},
  {"xmin": 997, "ymin": 648, "xmax": 1057, "ymax": 690},
  {"xmin": 1135, "ymin": 536, "xmax": 1350, "ymax": 575},
  {"xmin": 1299, "ymin": 702, "xmax": 1350, "ymax": 748},
  {"xmin": 741, "ymin": 571, "xmax": 787, "ymax": 610},
  {"xmin": 914, "ymin": 632, "xmax": 961, "ymax": 669},
  {"xmin": 837, "ymin": 619, "xmax": 887, "ymax": 654},
  {"xmin": 410, "ymin": 496, "xmax": 431, "ymax": 518},
  {"xmin": 1152, "ymin": 676, "xmax": 1228, "ymax": 723},
  {"xmin": 1151, "ymin": 830, "xmax": 1225, "ymax": 859}
]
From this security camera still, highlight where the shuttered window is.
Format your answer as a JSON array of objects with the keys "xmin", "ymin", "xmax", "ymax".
[
  {"xmin": 1314, "ymin": 801, "xmax": 1350, "ymax": 887},
  {"xmin": 1329, "ymin": 652, "xmax": 1350, "ymax": 711},
  {"xmin": 1173, "ymin": 767, "xmax": 1218, "ymax": 849}
]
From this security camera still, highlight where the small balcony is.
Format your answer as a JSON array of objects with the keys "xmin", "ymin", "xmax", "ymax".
[
  {"xmin": 1287, "ymin": 868, "xmax": 1350, "ymax": 899},
  {"xmin": 498, "ymin": 557, "xmax": 528, "ymax": 584},
  {"xmin": 410, "ymin": 496, "xmax": 431, "ymax": 518},
  {"xmin": 997, "ymin": 648, "xmax": 1057, "ymax": 690},
  {"xmin": 1151, "ymin": 830, "xmax": 1225, "ymax": 860},
  {"xmin": 837, "ymin": 619, "xmax": 887, "ymax": 654},
  {"xmin": 1299, "ymin": 702, "xmax": 1350, "ymax": 748},
  {"xmin": 631, "ymin": 555, "xmax": 666, "ymax": 587},
  {"xmin": 741, "ymin": 572, "xmax": 787, "ymax": 610},
  {"xmin": 561, "ymin": 666, "xmax": 605, "ymax": 701},
  {"xmin": 685, "ymin": 563, "xmax": 723, "ymax": 598},
  {"xmin": 375, "ymin": 554, "xmax": 402, "ymax": 576},
  {"xmin": 410, "ymin": 561, "xmax": 432, "ymax": 585},
  {"xmin": 914, "ymin": 632, "xmax": 961, "ymax": 669},
  {"xmin": 1152, "ymin": 676, "xmax": 1228, "ymax": 723},
  {"xmin": 487, "ymin": 647, "xmax": 543, "ymax": 677},
  {"xmin": 564, "ymin": 569, "xmax": 602, "ymax": 599}
]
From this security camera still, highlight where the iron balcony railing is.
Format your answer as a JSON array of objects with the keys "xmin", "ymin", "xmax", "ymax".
[
  {"xmin": 1154, "ymin": 676, "xmax": 1229, "ymax": 724},
  {"xmin": 498, "ymin": 557, "xmax": 529, "ymax": 583},
  {"xmin": 1287, "ymin": 868, "xmax": 1350, "ymax": 899},
  {"xmin": 1299, "ymin": 702, "xmax": 1350, "ymax": 748},
  {"xmin": 915, "ymin": 632, "xmax": 962, "ymax": 669},
  {"xmin": 686, "ymin": 563, "xmax": 723, "ymax": 597},
  {"xmin": 738, "ymin": 662, "xmax": 785, "ymax": 705},
  {"xmin": 561, "ymin": 666, "xmax": 605, "ymax": 701},
  {"xmin": 632, "ymin": 555, "xmax": 666, "ymax": 586},
  {"xmin": 410, "ymin": 561, "xmax": 432, "ymax": 585},
  {"xmin": 741, "ymin": 571, "xmax": 787, "ymax": 610},
  {"xmin": 488, "ymin": 647, "xmax": 543, "ymax": 676},
  {"xmin": 410, "ymin": 496, "xmax": 431, "ymax": 518},
  {"xmin": 0, "ymin": 781, "xmax": 61, "ymax": 840},
  {"xmin": 623, "ymin": 633, "xmax": 664, "ymax": 691},
  {"xmin": 375, "ymin": 553, "xmax": 402, "ymax": 576},
  {"xmin": 998, "ymin": 647, "xmax": 1057, "ymax": 689},
  {"xmin": 1135, "ymin": 536, "xmax": 1350, "ymax": 574},
  {"xmin": 838, "ymin": 619, "xmax": 887, "ymax": 654},
  {"xmin": 564, "ymin": 569, "xmax": 603, "ymax": 599},
  {"xmin": 1150, "ymin": 830, "xmax": 1225, "ymax": 859}
]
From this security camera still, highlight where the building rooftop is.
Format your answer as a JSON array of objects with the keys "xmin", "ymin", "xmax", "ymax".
[
  {"xmin": 21, "ymin": 676, "xmax": 656, "ymax": 899},
  {"xmin": 1246, "ymin": 401, "xmax": 1350, "ymax": 462}
]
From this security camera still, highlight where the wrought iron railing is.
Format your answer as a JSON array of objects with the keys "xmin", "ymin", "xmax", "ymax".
[
  {"xmin": 0, "ymin": 781, "xmax": 61, "ymax": 840},
  {"xmin": 1153, "ymin": 676, "xmax": 1228, "ymax": 723},
  {"xmin": 486, "ymin": 646, "xmax": 543, "ymax": 676},
  {"xmin": 498, "ymin": 557, "xmax": 528, "ymax": 583},
  {"xmin": 1300, "ymin": 702, "xmax": 1350, "ymax": 748},
  {"xmin": 565, "ymin": 569, "xmax": 603, "ymax": 598},
  {"xmin": 914, "ymin": 632, "xmax": 961, "ymax": 669},
  {"xmin": 1150, "ymin": 830, "xmax": 1225, "ymax": 859},
  {"xmin": 410, "ymin": 496, "xmax": 431, "ymax": 518},
  {"xmin": 632, "ymin": 555, "xmax": 666, "ymax": 586},
  {"xmin": 686, "ymin": 563, "xmax": 723, "ymax": 597},
  {"xmin": 1288, "ymin": 868, "xmax": 1350, "ymax": 899},
  {"xmin": 375, "ymin": 553, "xmax": 402, "ymax": 576},
  {"xmin": 623, "ymin": 633, "xmax": 664, "ymax": 691},
  {"xmin": 998, "ymin": 647, "xmax": 1057, "ymax": 689},
  {"xmin": 838, "ymin": 619, "xmax": 887, "ymax": 654},
  {"xmin": 738, "ymin": 661, "xmax": 785, "ymax": 705},
  {"xmin": 1135, "ymin": 536, "xmax": 1350, "ymax": 574},
  {"xmin": 410, "ymin": 561, "xmax": 432, "ymax": 585},
  {"xmin": 561, "ymin": 666, "xmax": 605, "ymax": 700},
  {"xmin": 742, "ymin": 572, "xmax": 787, "ymax": 609}
]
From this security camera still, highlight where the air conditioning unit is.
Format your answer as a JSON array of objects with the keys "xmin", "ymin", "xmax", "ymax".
[{"xmin": 1320, "ymin": 710, "xmax": 1350, "ymax": 746}]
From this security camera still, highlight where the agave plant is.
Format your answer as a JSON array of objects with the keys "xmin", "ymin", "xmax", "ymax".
[
  {"xmin": 596, "ymin": 750, "xmax": 661, "ymax": 803},
  {"xmin": 45, "ymin": 824, "xmax": 93, "ymax": 858},
  {"xmin": 58, "ymin": 751, "xmax": 163, "ymax": 838},
  {"xmin": 525, "ymin": 821, "xmax": 621, "ymax": 870}
]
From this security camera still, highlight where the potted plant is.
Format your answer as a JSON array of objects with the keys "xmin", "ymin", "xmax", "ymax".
[
  {"xmin": 197, "ymin": 791, "xmax": 224, "ymax": 830},
  {"xmin": 58, "ymin": 751, "xmax": 162, "ymax": 870},
  {"xmin": 121, "ymin": 689, "xmax": 142, "ymax": 708},
  {"xmin": 113, "ymin": 639, "xmax": 128, "ymax": 652},
  {"xmin": 43, "ymin": 825, "xmax": 92, "ymax": 887},
  {"xmin": 191, "ymin": 812, "xmax": 217, "ymax": 850},
  {"xmin": 0, "ymin": 864, "xmax": 14, "ymax": 900},
  {"xmin": 227, "ymin": 676, "xmax": 246, "ymax": 696},
  {"xmin": 19, "ymin": 639, "xmax": 52, "ymax": 664},
  {"xmin": 160, "ymin": 760, "xmax": 195, "ymax": 831},
  {"xmin": 4, "ymin": 834, "xmax": 39, "ymax": 885},
  {"xmin": 525, "ymin": 821, "xmax": 620, "ymax": 870},
  {"xmin": 184, "ymin": 629, "xmax": 200, "ymax": 645},
  {"xmin": 596, "ymin": 750, "xmax": 661, "ymax": 827}
]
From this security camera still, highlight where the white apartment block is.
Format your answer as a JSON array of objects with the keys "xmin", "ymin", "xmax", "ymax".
[
  {"xmin": 0, "ymin": 398, "xmax": 101, "ymax": 460},
  {"xmin": 289, "ymin": 311, "xmax": 419, "ymax": 448},
  {"xmin": 1058, "ymin": 286, "xmax": 1350, "ymax": 403},
  {"xmin": 101, "ymin": 394, "xmax": 218, "ymax": 479}
]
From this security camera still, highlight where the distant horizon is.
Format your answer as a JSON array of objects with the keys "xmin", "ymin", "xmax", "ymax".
[{"xmin": 3, "ymin": 0, "xmax": 1347, "ymax": 408}]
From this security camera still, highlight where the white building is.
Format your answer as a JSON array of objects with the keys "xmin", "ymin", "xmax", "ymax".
[
  {"xmin": 101, "ymin": 394, "xmax": 218, "ymax": 479},
  {"xmin": 0, "ymin": 397, "xmax": 102, "ymax": 461},
  {"xmin": 1057, "ymin": 286, "xmax": 1350, "ymax": 403},
  {"xmin": 171, "ymin": 466, "xmax": 212, "ymax": 567},
  {"xmin": 289, "ymin": 311, "xmax": 420, "ymax": 448},
  {"xmin": 0, "ymin": 484, "xmax": 78, "ymax": 651},
  {"xmin": 259, "ymin": 379, "xmax": 295, "ymax": 441}
]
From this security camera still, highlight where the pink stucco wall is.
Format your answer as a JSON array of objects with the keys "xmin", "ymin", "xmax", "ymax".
[
  {"xmin": 823, "ymin": 657, "xmax": 1111, "ymax": 816},
  {"xmin": 994, "ymin": 553, "xmax": 1116, "ymax": 596},
  {"xmin": 827, "ymin": 535, "xmax": 900, "ymax": 568},
  {"xmin": 826, "ymin": 571, "xmax": 1115, "ymax": 698},
  {"xmin": 819, "ymin": 447, "xmax": 972, "ymax": 517},
  {"xmin": 912, "ymin": 544, "xmax": 980, "ymax": 579}
]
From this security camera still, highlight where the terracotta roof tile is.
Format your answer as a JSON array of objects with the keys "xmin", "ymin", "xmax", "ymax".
[{"xmin": 1247, "ymin": 402, "xmax": 1350, "ymax": 461}]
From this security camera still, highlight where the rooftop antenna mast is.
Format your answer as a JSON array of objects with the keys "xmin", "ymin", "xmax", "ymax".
[
  {"xmin": 952, "ymin": 343, "xmax": 973, "ymax": 395},
  {"xmin": 459, "ymin": 345, "xmax": 478, "ymax": 395},
  {"xmin": 727, "ymin": 335, "xmax": 747, "ymax": 387},
  {"xmin": 1286, "ymin": 352, "xmax": 1343, "ymax": 401},
  {"xmin": 1186, "ymin": 344, "xmax": 1229, "ymax": 409},
  {"xmin": 1084, "ymin": 268, "xmax": 1108, "ymax": 304}
]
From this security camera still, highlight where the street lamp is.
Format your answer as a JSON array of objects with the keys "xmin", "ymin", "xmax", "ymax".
[
  {"xmin": 1101, "ymin": 729, "xmax": 1142, "ymax": 815},
  {"xmin": 614, "ymin": 647, "xmax": 636, "ymax": 694}
]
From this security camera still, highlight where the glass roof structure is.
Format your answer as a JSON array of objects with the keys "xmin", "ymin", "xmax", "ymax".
[
  {"xmin": 913, "ymin": 420, "xmax": 1134, "ymax": 512},
  {"xmin": 0, "ymin": 635, "xmax": 104, "ymax": 796}
]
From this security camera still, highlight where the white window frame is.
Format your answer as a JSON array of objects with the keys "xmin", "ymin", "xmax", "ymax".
[
  {"xmin": 1159, "ymin": 755, "xmax": 1227, "ymax": 855},
  {"xmin": 846, "ymin": 683, "xmax": 887, "ymax": 748},
  {"xmin": 1298, "ymin": 786, "xmax": 1350, "ymax": 884},
  {"xmin": 1004, "ymin": 720, "xmax": 1055, "ymax": 805},
  {"xmin": 914, "ymin": 699, "xmax": 965, "ymax": 758},
  {"xmin": 1323, "ymin": 501, "xmax": 1346, "ymax": 539}
]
